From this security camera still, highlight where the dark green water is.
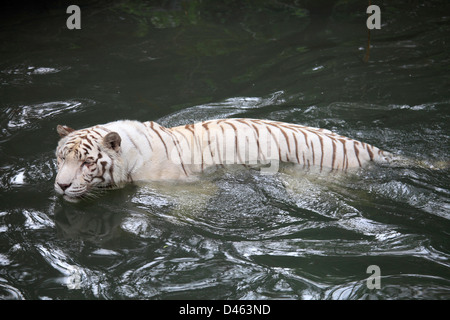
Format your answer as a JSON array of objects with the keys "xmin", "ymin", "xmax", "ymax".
[{"xmin": 0, "ymin": 1, "xmax": 449, "ymax": 300}]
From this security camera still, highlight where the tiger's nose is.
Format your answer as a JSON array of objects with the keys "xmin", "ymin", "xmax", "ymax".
[{"xmin": 58, "ymin": 183, "xmax": 72, "ymax": 191}]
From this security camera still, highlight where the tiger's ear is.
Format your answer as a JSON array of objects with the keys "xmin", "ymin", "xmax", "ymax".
[
  {"xmin": 103, "ymin": 132, "xmax": 121, "ymax": 152},
  {"xmin": 57, "ymin": 125, "xmax": 75, "ymax": 137}
]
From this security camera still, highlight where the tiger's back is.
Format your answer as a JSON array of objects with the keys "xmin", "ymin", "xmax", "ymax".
[{"xmin": 168, "ymin": 118, "xmax": 392, "ymax": 174}]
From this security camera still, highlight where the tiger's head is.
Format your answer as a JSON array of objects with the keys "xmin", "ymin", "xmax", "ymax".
[{"xmin": 55, "ymin": 124, "xmax": 123, "ymax": 201}]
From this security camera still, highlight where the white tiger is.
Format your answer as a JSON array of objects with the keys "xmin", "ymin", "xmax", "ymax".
[{"xmin": 54, "ymin": 118, "xmax": 392, "ymax": 201}]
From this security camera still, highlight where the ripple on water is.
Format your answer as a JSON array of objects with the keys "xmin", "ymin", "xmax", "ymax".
[
  {"xmin": 325, "ymin": 274, "xmax": 450, "ymax": 300},
  {"xmin": 1, "ymin": 154, "xmax": 56, "ymax": 191},
  {"xmin": 0, "ymin": 278, "xmax": 25, "ymax": 300},
  {"xmin": 1, "ymin": 99, "xmax": 94, "ymax": 139}
]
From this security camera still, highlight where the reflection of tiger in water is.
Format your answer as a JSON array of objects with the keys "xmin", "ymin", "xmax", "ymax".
[{"xmin": 55, "ymin": 118, "xmax": 392, "ymax": 201}]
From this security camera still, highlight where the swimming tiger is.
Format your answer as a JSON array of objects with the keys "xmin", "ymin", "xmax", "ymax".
[{"xmin": 54, "ymin": 118, "xmax": 393, "ymax": 201}]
